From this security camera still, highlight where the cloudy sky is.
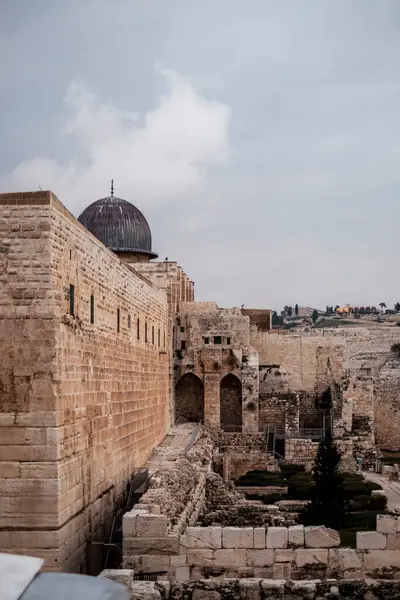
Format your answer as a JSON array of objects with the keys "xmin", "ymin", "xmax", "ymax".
[{"xmin": 1, "ymin": 1, "xmax": 400, "ymax": 311}]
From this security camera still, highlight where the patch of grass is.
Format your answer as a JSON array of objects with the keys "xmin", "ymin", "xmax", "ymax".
[
  {"xmin": 246, "ymin": 493, "xmax": 285, "ymax": 504},
  {"xmin": 381, "ymin": 450, "xmax": 400, "ymax": 465},
  {"xmin": 313, "ymin": 319, "xmax": 360, "ymax": 329},
  {"xmin": 340, "ymin": 511, "xmax": 385, "ymax": 548}
]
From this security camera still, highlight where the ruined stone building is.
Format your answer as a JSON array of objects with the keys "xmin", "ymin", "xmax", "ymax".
[{"xmin": 1, "ymin": 188, "xmax": 400, "ymax": 573}]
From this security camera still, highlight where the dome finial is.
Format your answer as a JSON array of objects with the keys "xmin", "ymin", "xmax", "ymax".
[{"xmin": 110, "ymin": 179, "xmax": 114, "ymax": 198}]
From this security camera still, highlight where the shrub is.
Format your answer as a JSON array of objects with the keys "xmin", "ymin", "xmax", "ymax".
[
  {"xmin": 365, "ymin": 481, "xmax": 383, "ymax": 492},
  {"xmin": 342, "ymin": 472, "xmax": 364, "ymax": 481},
  {"xmin": 280, "ymin": 464, "xmax": 305, "ymax": 478},
  {"xmin": 391, "ymin": 343, "xmax": 400, "ymax": 356},
  {"xmin": 288, "ymin": 473, "xmax": 315, "ymax": 500},
  {"xmin": 342, "ymin": 480, "xmax": 372, "ymax": 500},
  {"xmin": 246, "ymin": 493, "xmax": 285, "ymax": 505},
  {"xmin": 350, "ymin": 494, "xmax": 371, "ymax": 511},
  {"xmin": 369, "ymin": 495, "xmax": 387, "ymax": 511},
  {"xmin": 236, "ymin": 471, "xmax": 285, "ymax": 487}
]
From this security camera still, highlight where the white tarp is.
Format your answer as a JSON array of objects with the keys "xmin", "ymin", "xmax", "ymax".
[
  {"xmin": 0, "ymin": 553, "xmax": 43, "ymax": 600},
  {"xmin": 0, "ymin": 553, "xmax": 130, "ymax": 600}
]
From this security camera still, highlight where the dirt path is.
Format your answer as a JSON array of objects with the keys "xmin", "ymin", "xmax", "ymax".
[{"xmin": 363, "ymin": 471, "xmax": 400, "ymax": 511}]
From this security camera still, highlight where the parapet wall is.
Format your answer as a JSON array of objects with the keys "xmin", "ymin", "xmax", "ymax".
[{"xmin": 123, "ymin": 511, "xmax": 400, "ymax": 582}]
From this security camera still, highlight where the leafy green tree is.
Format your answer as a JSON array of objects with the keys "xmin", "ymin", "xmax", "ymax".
[
  {"xmin": 272, "ymin": 311, "xmax": 280, "ymax": 326},
  {"xmin": 302, "ymin": 430, "xmax": 346, "ymax": 529},
  {"xmin": 394, "ymin": 302, "xmax": 400, "ymax": 313},
  {"xmin": 312, "ymin": 309, "xmax": 318, "ymax": 324}
]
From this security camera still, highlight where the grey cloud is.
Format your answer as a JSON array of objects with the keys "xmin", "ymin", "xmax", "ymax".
[{"xmin": 1, "ymin": 0, "xmax": 400, "ymax": 310}]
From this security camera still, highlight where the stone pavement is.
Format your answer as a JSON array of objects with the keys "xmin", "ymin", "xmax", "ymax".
[
  {"xmin": 363, "ymin": 471, "xmax": 400, "ymax": 511},
  {"xmin": 145, "ymin": 423, "xmax": 199, "ymax": 472}
]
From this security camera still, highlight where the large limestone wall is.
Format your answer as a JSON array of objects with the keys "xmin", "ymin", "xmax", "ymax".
[
  {"xmin": 250, "ymin": 331, "xmax": 345, "ymax": 393},
  {"xmin": 0, "ymin": 191, "xmax": 170, "ymax": 572}
]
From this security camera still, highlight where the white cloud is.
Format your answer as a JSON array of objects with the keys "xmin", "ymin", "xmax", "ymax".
[{"xmin": 7, "ymin": 67, "xmax": 231, "ymax": 217}]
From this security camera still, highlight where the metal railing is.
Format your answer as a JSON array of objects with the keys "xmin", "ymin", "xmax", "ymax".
[
  {"xmin": 220, "ymin": 424, "xmax": 243, "ymax": 433},
  {"xmin": 103, "ymin": 468, "xmax": 152, "ymax": 570},
  {"xmin": 183, "ymin": 420, "xmax": 203, "ymax": 455},
  {"xmin": 272, "ymin": 428, "xmax": 324, "ymax": 440},
  {"xmin": 133, "ymin": 571, "xmax": 168, "ymax": 581}
]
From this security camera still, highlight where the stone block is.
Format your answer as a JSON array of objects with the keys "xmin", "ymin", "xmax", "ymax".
[
  {"xmin": 274, "ymin": 550, "xmax": 295, "ymax": 563},
  {"xmin": 98, "ymin": 569, "xmax": 134, "ymax": 588},
  {"xmin": 192, "ymin": 591, "xmax": 221, "ymax": 600},
  {"xmin": 260, "ymin": 580, "xmax": 285, "ymax": 596},
  {"xmin": 130, "ymin": 582, "xmax": 162, "ymax": 600},
  {"xmin": 122, "ymin": 509, "xmax": 148, "ymax": 537},
  {"xmin": 186, "ymin": 549, "xmax": 213, "ymax": 566},
  {"xmin": 253, "ymin": 527, "xmax": 266, "ymax": 549},
  {"xmin": 239, "ymin": 579, "xmax": 261, "ymax": 600},
  {"xmin": 291, "ymin": 582, "xmax": 317, "ymax": 597},
  {"xmin": 213, "ymin": 548, "xmax": 246, "ymax": 568},
  {"xmin": 190, "ymin": 567, "xmax": 204, "ymax": 581},
  {"xmin": 266, "ymin": 527, "xmax": 288, "ymax": 549},
  {"xmin": 246, "ymin": 549, "xmax": 274, "ymax": 567},
  {"xmin": 222, "ymin": 527, "xmax": 253, "ymax": 548},
  {"xmin": 141, "ymin": 555, "xmax": 170, "ymax": 573},
  {"xmin": 386, "ymin": 534, "xmax": 400, "ymax": 550},
  {"xmin": 233, "ymin": 549, "xmax": 247, "ymax": 567},
  {"xmin": 273, "ymin": 562, "xmax": 291, "ymax": 580},
  {"xmin": 376, "ymin": 514, "xmax": 398, "ymax": 534},
  {"xmin": 304, "ymin": 526, "xmax": 340, "ymax": 548},
  {"xmin": 136, "ymin": 514, "xmax": 169, "ymax": 537},
  {"xmin": 356, "ymin": 531, "xmax": 386, "ymax": 550},
  {"xmin": 295, "ymin": 549, "xmax": 328, "ymax": 568},
  {"xmin": 180, "ymin": 527, "xmax": 221, "ymax": 549},
  {"xmin": 288, "ymin": 525, "xmax": 304, "ymax": 547},
  {"xmin": 213, "ymin": 549, "xmax": 234, "ymax": 567},
  {"xmin": 124, "ymin": 536, "xmax": 180, "ymax": 555},
  {"xmin": 337, "ymin": 549, "xmax": 362, "ymax": 571},
  {"xmin": 170, "ymin": 554, "xmax": 187, "ymax": 567},
  {"xmin": 175, "ymin": 566, "xmax": 190, "ymax": 582},
  {"xmin": 253, "ymin": 567, "xmax": 273, "ymax": 578},
  {"xmin": 363, "ymin": 550, "xmax": 400, "ymax": 571},
  {"xmin": 0, "ymin": 462, "xmax": 20, "ymax": 478}
]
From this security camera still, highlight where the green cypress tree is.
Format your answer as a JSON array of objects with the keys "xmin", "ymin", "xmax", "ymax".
[{"xmin": 302, "ymin": 430, "xmax": 346, "ymax": 529}]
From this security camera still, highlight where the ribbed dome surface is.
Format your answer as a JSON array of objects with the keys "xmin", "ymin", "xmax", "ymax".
[{"xmin": 78, "ymin": 195, "xmax": 157, "ymax": 258}]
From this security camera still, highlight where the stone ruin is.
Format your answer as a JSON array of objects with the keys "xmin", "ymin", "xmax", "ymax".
[{"xmin": 112, "ymin": 426, "xmax": 400, "ymax": 586}]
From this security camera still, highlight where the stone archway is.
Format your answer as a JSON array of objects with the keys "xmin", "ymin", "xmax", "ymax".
[
  {"xmin": 175, "ymin": 373, "xmax": 204, "ymax": 423},
  {"xmin": 220, "ymin": 373, "xmax": 242, "ymax": 432}
]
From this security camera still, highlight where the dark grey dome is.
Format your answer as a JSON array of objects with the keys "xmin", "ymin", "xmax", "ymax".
[{"xmin": 78, "ymin": 195, "xmax": 157, "ymax": 258}]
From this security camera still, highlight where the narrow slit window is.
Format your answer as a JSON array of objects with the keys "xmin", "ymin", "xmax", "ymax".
[
  {"xmin": 128, "ymin": 314, "xmax": 131, "ymax": 329},
  {"xmin": 163, "ymin": 330, "xmax": 166, "ymax": 347},
  {"xmin": 145, "ymin": 322, "xmax": 148, "ymax": 343},
  {"xmin": 158, "ymin": 328, "xmax": 161, "ymax": 346},
  {"xmin": 90, "ymin": 294, "xmax": 94, "ymax": 324},
  {"xmin": 69, "ymin": 284, "xmax": 75, "ymax": 317},
  {"xmin": 117, "ymin": 308, "xmax": 120, "ymax": 333},
  {"xmin": 181, "ymin": 340, "xmax": 187, "ymax": 351},
  {"xmin": 226, "ymin": 337, "xmax": 231, "ymax": 345},
  {"xmin": 152, "ymin": 325, "xmax": 155, "ymax": 345},
  {"xmin": 137, "ymin": 318, "xmax": 140, "ymax": 340},
  {"xmin": 214, "ymin": 336, "xmax": 222, "ymax": 344},
  {"xmin": 204, "ymin": 337, "xmax": 210, "ymax": 345},
  {"xmin": 180, "ymin": 326, "xmax": 185, "ymax": 333}
]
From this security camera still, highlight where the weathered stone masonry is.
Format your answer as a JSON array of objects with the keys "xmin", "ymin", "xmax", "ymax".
[
  {"xmin": 123, "ymin": 510, "xmax": 400, "ymax": 582},
  {"xmin": 0, "ymin": 191, "xmax": 170, "ymax": 571}
]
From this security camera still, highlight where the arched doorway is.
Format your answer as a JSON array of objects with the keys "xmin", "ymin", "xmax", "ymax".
[
  {"xmin": 220, "ymin": 373, "xmax": 242, "ymax": 432},
  {"xmin": 175, "ymin": 373, "xmax": 204, "ymax": 423}
]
